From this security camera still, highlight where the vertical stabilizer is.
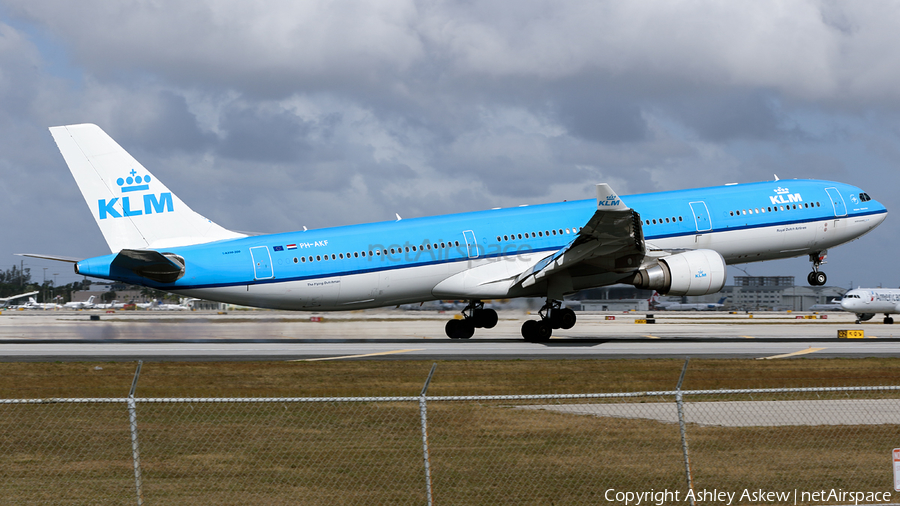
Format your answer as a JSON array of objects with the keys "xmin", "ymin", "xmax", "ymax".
[{"xmin": 50, "ymin": 124, "xmax": 245, "ymax": 252}]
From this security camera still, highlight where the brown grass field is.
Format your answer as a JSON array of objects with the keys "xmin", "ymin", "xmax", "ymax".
[{"xmin": 0, "ymin": 358, "xmax": 898, "ymax": 504}]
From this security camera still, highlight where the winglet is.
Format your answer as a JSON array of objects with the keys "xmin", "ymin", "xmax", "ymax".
[{"xmin": 596, "ymin": 183, "xmax": 629, "ymax": 211}]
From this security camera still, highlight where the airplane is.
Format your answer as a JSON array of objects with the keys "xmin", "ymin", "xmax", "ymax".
[
  {"xmin": 0, "ymin": 290, "xmax": 39, "ymax": 308},
  {"xmin": 63, "ymin": 295, "xmax": 96, "ymax": 309},
  {"xmin": 21, "ymin": 297, "xmax": 62, "ymax": 310},
  {"xmin": 651, "ymin": 292, "xmax": 727, "ymax": 310},
  {"xmin": 807, "ymin": 298, "xmax": 845, "ymax": 312},
  {"xmin": 840, "ymin": 289, "xmax": 900, "ymax": 324},
  {"xmin": 151, "ymin": 298, "xmax": 194, "ymax": 311},
  {"xmin": 19, "ymin": 124, "xmax": 888, "ymax": 341}
]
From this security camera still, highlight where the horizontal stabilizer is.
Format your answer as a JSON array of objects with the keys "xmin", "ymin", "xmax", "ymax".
[
  {"xmin": 15, "ymin": 253, "xmax": 81, "ymax": 263},
  {"xmin": 110, "ymin": 249, "xmax": 185, "ymax": 283}
]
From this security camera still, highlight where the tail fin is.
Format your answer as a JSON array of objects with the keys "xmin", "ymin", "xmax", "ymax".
[{"xmin": 50, "ymin": 124, "xmax": 245, "ymax": 252}]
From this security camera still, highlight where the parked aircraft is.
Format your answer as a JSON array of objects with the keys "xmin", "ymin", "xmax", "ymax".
[
  {"xmin": 21, "ymin": 297, "xmax": 61, "ymax": 310},
  {"xmin": 808, "ymin": 298, "xmax": 845, "ymax": 312},
  {"xmin": 840, "ymin": 289, "xmax": 900, "ymax": 324},
  {"xmin": 21, "ymin": 124, "xmax": 888, "ymax": 341},
  {"xmin": 651, "ymin": 292, "xmax": 727, "ymax": 310},
  {"xmin": 63, "ymin": 295, "xmax": 96, "ymax": 309},
  {"xmin": 0, "ymin": 291, "xmax": 39, "ymax": 308}
]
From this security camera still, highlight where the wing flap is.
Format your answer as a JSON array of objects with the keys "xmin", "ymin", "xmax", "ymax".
[{"xmin": 514, "ymin": 183, "xmax": 644, "ymax": 289}]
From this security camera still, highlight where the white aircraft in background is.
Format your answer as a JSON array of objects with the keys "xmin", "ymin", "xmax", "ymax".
[
  {"xmin": 808, "ymin": 298, "xmax": 844, "ymax": 312},
  {"xmin": 63, "ymin": 295, "xmax": 96, "ymax": 309},
  {"xmin": 152, "ymin": 298, "xmax": 194, "ymax": 311},
  {"xmin": 650, "ymin": 292, "xmax": 727, "ymax": 311},
  {"xmin": 22, "ymin": 297, "xmax": 62, "ymax": 310},
  {"xmin": 840, "ymin": 288, "xmax": 900, "ymax": 324},
  {"xmin": 0, "ymin": 291, "xmax": 39, "ymax": 308}
]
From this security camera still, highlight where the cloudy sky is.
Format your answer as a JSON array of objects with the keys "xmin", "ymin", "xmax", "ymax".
[{"xmin": 0, "ymin": 1, "xmax": 897, "ymax": 289}]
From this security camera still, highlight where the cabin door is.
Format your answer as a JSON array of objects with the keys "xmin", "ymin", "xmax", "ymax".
[
  {"xmin": 824, "ymin": 187, "xmax": 847, "ymax": 217},
  {"xmin": 688, "ymin": 201, "xmax": 712, "ymax": 232},
  {"xmin": 249, "ymin": 246, "xmax": 274, "ymax": 280}
]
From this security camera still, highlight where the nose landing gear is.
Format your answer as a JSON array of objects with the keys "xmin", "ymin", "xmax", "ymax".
[
  {"xmin": 807, "ymin": 251, "xmax": 827, "ymax": 286},
  {"xmin": 521, "ymin": 300, "xmax": 577, "ymax": 342}
]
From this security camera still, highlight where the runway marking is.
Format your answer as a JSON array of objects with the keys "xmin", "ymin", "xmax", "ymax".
[
  {"xmin": 644, "ymin": 335, "xmax": 660, "ymax": 339},
  {"xmin": 741, "ymin": 335, "xmax": 755, "ymax": 339},
  {"xmin": 757, "ymin": 347, "xmax": 827, "ymax": 360},
  {"xmin": 294, "ymin": 349, "xmax": 424, "ymax": 361}
]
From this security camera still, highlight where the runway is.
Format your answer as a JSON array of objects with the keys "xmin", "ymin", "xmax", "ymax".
[{"xmin": 1, "ymin": 309, "xmax": 899, "ymax": 361}]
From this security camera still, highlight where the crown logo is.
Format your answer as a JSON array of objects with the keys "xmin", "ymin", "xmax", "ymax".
[
  {"xmin": 117, "ymin": 169, "xmax": 151, "ymax": 193},
  {"xmin": 774, "ymin": 187, "xmax": 790, "ymax": 194}
]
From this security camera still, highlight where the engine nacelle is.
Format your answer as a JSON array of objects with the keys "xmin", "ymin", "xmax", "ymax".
[{"xmin": 631, "ymin": 249, "xmax": 726, "ymax": 296}]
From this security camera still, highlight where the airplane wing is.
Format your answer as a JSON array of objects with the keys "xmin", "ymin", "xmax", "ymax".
[
  {"xmin": 0, "ymin": 290, "xmax": 40, "ymax": 303},
  {"xmin": 512, "ymin": 183, "xmax": 644, "ymax": 289}
]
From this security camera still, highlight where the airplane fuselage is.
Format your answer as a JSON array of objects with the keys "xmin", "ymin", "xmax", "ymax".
[{"xmin": 76, "ymin": 179, "xmax": 886, "ymax": 310}]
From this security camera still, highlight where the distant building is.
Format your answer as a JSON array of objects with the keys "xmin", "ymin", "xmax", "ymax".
[
  {"xmin": 566, "ymin": 285, "xmax": 652, "ymax": 311},
  {"xmin": 725, "ymin": 276, "xmax": 845, "ymax": 311}
]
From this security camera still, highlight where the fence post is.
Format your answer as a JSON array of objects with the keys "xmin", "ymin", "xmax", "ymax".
[
  {"xmin": 419, "ymin": 363, "xmax": 437, "ymax": 506},
  {"xmin": 128, "ymin": 360, "xmax": 144, "ymax": 506},
  {"xmin": 676, "ymin": 357, "xmax": 695, "ymax": 506}
]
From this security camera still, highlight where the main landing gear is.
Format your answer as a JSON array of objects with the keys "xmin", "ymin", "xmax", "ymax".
[
  {"xmin": 520, "ymin": 300, "xmax": 576, "ymax": 342},
  {"xmin": 884, "ymin": 315, "xmax": 894, "ymax": 325},
  {"xmin": 807, "ymin": 251, "xmax": 827, "ymax": 286},
  {"xmin": 445, "ymin": 300, "xmax": 498, "ymax": 339}
]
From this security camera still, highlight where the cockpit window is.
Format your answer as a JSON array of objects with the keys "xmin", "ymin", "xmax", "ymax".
[{"xmin": 859, "ymin": 192, "xmax": 871, "ymax": 202}]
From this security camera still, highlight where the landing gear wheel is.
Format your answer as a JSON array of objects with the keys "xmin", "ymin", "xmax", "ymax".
[
  {"xmin": 445, "ymin": 319, "xmax": 474, "ymax": 339},
  {"xmin": 558, "ymin": 308, "xmax": 577, "ymax": 330},
  {"xmin": 473, "ymin": 308, "xmax": 498, "ymax": 329},
  {"xmin": 521, "ymin": 320, "xmax": 539, "ymax": 342},
  {"xmin": 535, "ymin": 320, "xmax": 552, "ymax": 341},
  {"xmin": 885, "ymin": 316, "xmax": 894, "ymax": 325},
  {"xmin": 808, "ymin": 251, "xmax": 827, "ymax": 286},
  {"xmin": 522, "ymin": 320, "xmax": 552, "ymax": 342}
]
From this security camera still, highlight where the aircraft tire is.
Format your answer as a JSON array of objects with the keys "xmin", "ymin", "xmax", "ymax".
[
  {"xmin": 446, "ymin": 319, "xmax": 474, "ymax": 339},
  {"xmin": 521, "ymin": 320, "xmax": 539, "ymax": 342},
  {"xmin": 474, "ymin": 308, "xmax": 498, "ymax": 329},
  {"xmin": 558, "ymin": 308, "xmax": 577, "ymax": 330},
  {"xmin": 535, "ymin": 320, "xmax": 553, "ymax": 341},
  {"xmin": 815, "ymin": 272, "xmax": 827, "ymax": 285},
  {"xmin": 885, "ymin": 317, "xmax": 894, "ymax": 325}
]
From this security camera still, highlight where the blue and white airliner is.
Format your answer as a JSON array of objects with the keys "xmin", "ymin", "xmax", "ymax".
[{"xmin": 22, "ymin": 124, "xmax": 888, "ymax": 341}]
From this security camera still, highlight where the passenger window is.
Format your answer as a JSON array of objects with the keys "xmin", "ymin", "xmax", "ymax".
[
  {"xmin": 565, "ymin": 228, "xmax": 570, "ymax": 234},
  {"xmin": 331, "ymin": 254, "xmax": 336, "ymax": 260},
  {"xmin": 517, "ymin": 234, "xmax": 522, "ymax": 240},
  {"xmin": 354, "ymin": 252, "xmax": 359, "ymax": 258},
  {"xmin": 678, "ymin": 216, "xmax": 682, "ymax": 221},
  {"xmin": 652, "ymin": 219, "xmax": 657, "ymax": 224},
  {"xmin": 665, "ymin": 218, "xmax": 670, "ymax": 223},
  {"xmin": 317, "ymin": 255, "xmax": 322, "ymax": 261},
  {"xmin": 455, "ymin": 241, "xmax": 460, "ymax": 246},
  {"xmin": 503, "ymin": 235, "xmax": 508, "ymax": 241},
  {"xmin": 339, "ymin": 253, "xmax": 344, "ymax": 259},
  {"xmin": 294, "ymin": 257, "xmax": 299, "ymax": 263},
  {"xmin": 729, "ymin": 211, "xmax": 734, "ymax": 216}
]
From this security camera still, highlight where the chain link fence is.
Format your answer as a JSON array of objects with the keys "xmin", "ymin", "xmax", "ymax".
[{"xmin": 1, "ymin": 361, "xmax": 899, "ymax": 505}]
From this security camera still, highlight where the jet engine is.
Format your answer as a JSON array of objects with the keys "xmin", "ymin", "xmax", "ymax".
[{"xmin": 631, "ymin": 249, "xmax": 726, "ymax": 296}]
